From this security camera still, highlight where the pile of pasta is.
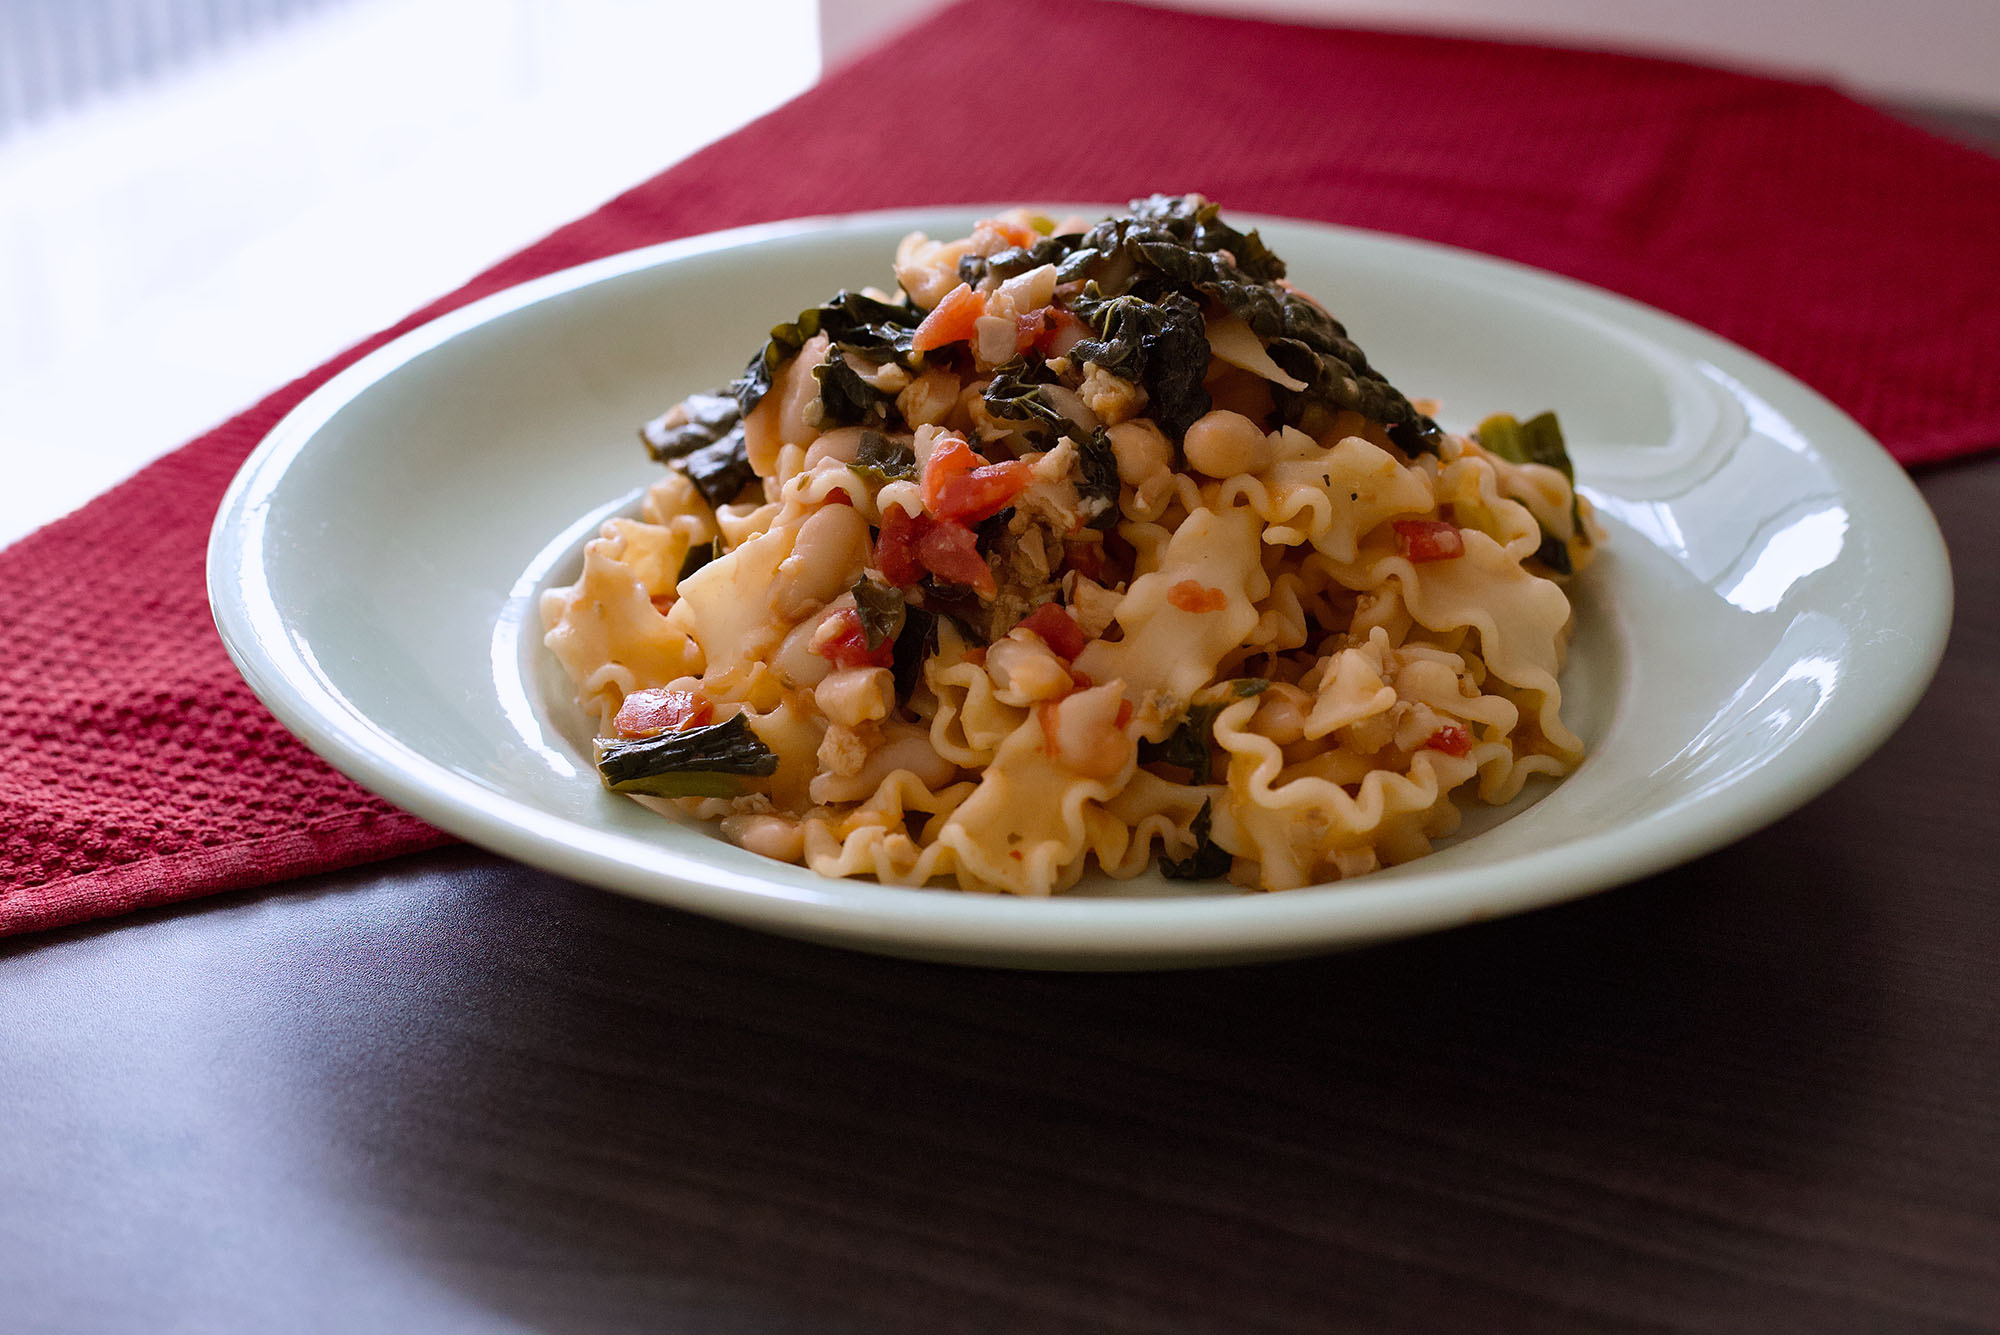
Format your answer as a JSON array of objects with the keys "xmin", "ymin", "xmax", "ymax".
[{"xmin": 542, "ymin": 195, "xmax": 1597, "ymax": 894}]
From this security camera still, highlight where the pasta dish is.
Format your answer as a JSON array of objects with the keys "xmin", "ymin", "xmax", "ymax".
[{"xmin": 542, "ymin": 196, "xmax": 1598, "ymax": 893}]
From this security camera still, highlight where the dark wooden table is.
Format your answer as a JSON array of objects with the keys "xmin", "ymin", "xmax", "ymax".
[{"xmin": 6, "ymin": 111, "xmax": 1999, "ymax": 1335}]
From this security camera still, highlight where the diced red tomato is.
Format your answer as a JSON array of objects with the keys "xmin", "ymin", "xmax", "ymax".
[
  {"xmin": 812, "ymin": 608, "xmax": 894, "ymax": 670},
  {"xmin": 910, "ymin": 283, "xmax": 986, "ymax": 353},
  {"xmin": 1115, "ymin": 698, "xmax": 1134, "ymax": 729},
  {"xmin": 876, "ymin": 498, "xmax": 998, "ymax": 596},
  {"xmin": 1426, "ymin": 723, "xmax": 1472, "ymax": 757},
  {"xmin": 1017, "ymin": 604, "xmax": 1086, "ymax": 660},
  {"xmin": 875, "ymin": 507, "xmax": 929, "ymax": 586},
  {"xmin": 1167, "ymin": 580, "xmax": 1229, "ymax": 613},
  {"xmin": 921, "ymin": 434, "xmax": 1033, "ymax": 523},
  {"xmin": 1394, "ymin": 519, "xmax": 1465, "ymax": 563},
  {"xmin": 915, "ymin": 519, "xmax": 996, "ymax": 597},
  {"xmin": 823, "ymin": 488, "xmax": 853, "ymax": 506},
  {"xmin": 613, "ymin": 688, "xmax": 712, "ymax": 738}
]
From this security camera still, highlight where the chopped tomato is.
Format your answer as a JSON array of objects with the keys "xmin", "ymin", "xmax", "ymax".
[
  {"xmin": 1394, "ymin": 519, "xmax": 1465, "ymax": 563},
  {"xmin": 613, "ymin": 688, "xmax": 712, "ymax": 738},
  {"xmin": 812, "ymin": 608, "xmax": 894, "ymax": 670},
  {"xmin": 1115, "ymin": 698, "xmax": 1134, "ymax": 729},
  {"xmin": 823, "ymin": 487, "xmax": 853, "ymax": 506},
  {"xmin": 910, "ymin": 283, "xmax": 986, "ymax": 353},
  {"xmin": 1427, "ymin": 723, "xmax": 1472, "ymax": 757},
  {"xmin": 921, "ymin": 434, "xmax": 1032, "ymax": 523},
  {"xmin": 875, "ymin": 507, "xmax": 930, "ymax": 587},
  {"xmin": 1017, "ymin": 604, "xmax": 1086, "ymax": 660},
  {"xmin": 1167, "ymin": 580, "xmax": 1229, "ymax": 613},
  {"xmin": 915, "ymin": 519, "xmax": 996, "ymax": 596}
]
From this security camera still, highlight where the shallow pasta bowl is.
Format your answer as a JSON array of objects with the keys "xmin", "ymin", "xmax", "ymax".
[{"xmin": 208, "ymin": 208, "xmax": 1951, "ymax": 969}]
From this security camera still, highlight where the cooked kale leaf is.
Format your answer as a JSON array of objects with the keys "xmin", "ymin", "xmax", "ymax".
[
  {"xmin": 733, "ymin": 289, "xmax": 924, "ymax": 418},
  {"xmin": 1140, "ymin": 699, "xmax": 1227, "ymax": 777},
  {"xmin": 1068, "ymin": 289, "xmax": 1212, "ymax": 442},
  {"xmin": 983, "ymin": 356, "xmax": 1082, "ymax": 444},
  {"xmin": 850, "ymin": 577, "xmax": 907, "ymax": 652},
  {"xmin": 890, "ymin": 604, "xmax": 937, "ymax": 703},
  {"xmin": 1478, "ymin": 411, "xmax": 1587, "ymax": 560},
  {"xmin": 640, "ymin": 391, "xmax": 740, "ymax": 463},
  {"xmin": 848, "ymin": 429, "xmax": 917, "ymax": 483},
  {"xmin": 1056, "ymin": 194, "xmax": 1434, "ymax": 452},
  {"xmin": 595, "ymin": 714, "xmax": 779, "ymax": 799},
  {"xmin": 677, "ymin": 536, "xmax": 722, "ymax": 583},
  {"xmin": 959, "ymin": 233, "xmax": 1081, "ymax": 288},
  {"xmin": 1140, "ymin": 681, "xmax": 1269, "ymax": 776},
  {"xmin": 1076, "ymin": 427, "xmax": 1121, "ymax": 525},
  {"xmin": 814, "ymin": 351, "xmax": 888, "ymax": 427},
  {"xmin": 1160, "ymin": 799, "xmax": 1232, "ymax": 880},
  {"xmin": 674, "ymin": 423, "xmax": 756, "ymax": 507}
]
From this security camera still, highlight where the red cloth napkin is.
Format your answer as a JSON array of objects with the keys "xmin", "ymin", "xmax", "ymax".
[{"xmin": 5, "ymin": 0, "xmax": 1998, "ymax": 939}]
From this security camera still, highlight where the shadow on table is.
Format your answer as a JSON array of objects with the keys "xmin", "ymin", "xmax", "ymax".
[{"xmin": 288, "ymin": 821, "xmax": 1896, "ymax": 1334}]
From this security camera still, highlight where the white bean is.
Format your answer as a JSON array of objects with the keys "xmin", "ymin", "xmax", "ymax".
[
  {"xmin": 1183, "ymin": 409, "xmax": 1273, "ymax": 478},
  {"xmin": 815, "ymin": 667, "xmax": 894, "ymax": 730},
  {"xmin": 1107, "ymin": 420, "xmax": 1173, "ymax": 486},
  {"xmin": 770, "ymin": 505, "xmax": 871, "ymax": 620}
]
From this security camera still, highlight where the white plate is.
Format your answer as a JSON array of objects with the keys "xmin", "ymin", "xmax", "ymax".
[{"xmin": 208, "ymin": 208, "xmax": 1952, "ymax": 969}]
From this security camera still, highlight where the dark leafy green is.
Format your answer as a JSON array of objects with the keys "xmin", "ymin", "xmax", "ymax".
[
  {"xmin": 890, "ymin": 605, "xmax": 938, "ymax": 703},
  {"xmin": 847, "ymin": 429, "xmax": 917, "ymax": 484},
  {"xmin": 1140, "ymin": 680, "xmax": 1269, "ymax": 776},
  {"xmin": 1076, "ymin": 427, "xmax": 1120, "ymax": 525},
  {"xmin": 973, "ymin": 505, "xmax": 1015, "ymax": 554},
  {"xmin": 640, "ymin": 392, "xmax": 739, "ymax": 463},
  {"xmin": 958, "ymin": 233, "xmax": 1078, "ymax": 288},
  {"xmin": 1534, "ymin": 534, "xmax": 1573, "ymax": 576},
  {"xmin": 732, "ymin": 289, "xmax": 924, "ymax": 418},
  {"xmin": 676, "ymin": 423, "xmax": 756, "ymax": 507},
  {"xmin": 1054, "ymin": 194, "xmax": 1434, "ymax": 453},
  {"xmin": 850, "ymin": 577, "xmax": 907, "ymax": 652},
  {"xmin": 1068, "ymin": 289, "xmax": 1212, "ymax": 442},
  {"xmin": 595, "ymin": 714, "xmax": 779, "ymax": 799},
  {"xmin": 1478, "ymin": 411, "xmax": 1587, "ymax": 565},
  {"xmin": 1140, "ymin": 700, "xmax": 1226, "ymax": 776},
  {"xmin": 1160, "ymin": 799, "xmax": 1231, "ymax": 880},
  {"xmin": 813, "ymin": 351, "xmax": 887, "ymax": 427},
  {"xmin": 982, "ymin": 357, "xmax": 1088, "ymax": 445},
  {"xmin": 677, "ymin": 536, "xmax": 722, "ymax": 583}
]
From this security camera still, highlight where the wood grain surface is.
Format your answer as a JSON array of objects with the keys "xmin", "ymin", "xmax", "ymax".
[{"xmin": 3, "ymin": 463, "xmax": 1996, "ymax": 1332}]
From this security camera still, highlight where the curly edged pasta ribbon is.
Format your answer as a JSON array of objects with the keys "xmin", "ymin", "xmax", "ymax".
[
  {"xmin": 1075, "ymin": 505, "xmax": 1267, "ymax": 704},
  {"xmin": 934, "ymin": 684, "xmax": 1139, "ymax": 895},
  {"xmin": 540, "ymin": 515, "xmax": 705, "ymax": 731},
  {"xmin": 1210, "ymin": 697, "xmax": 1481, "ymax": 890}
]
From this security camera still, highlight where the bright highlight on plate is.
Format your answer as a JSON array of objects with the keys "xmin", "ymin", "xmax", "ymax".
[
  {"xmin": 542, "ymin": 197, "xmax": 1603, "ymax": 895},
  {"xmin": 207, "ymin": 204, "xmax": 1950, "ymax": 966}
]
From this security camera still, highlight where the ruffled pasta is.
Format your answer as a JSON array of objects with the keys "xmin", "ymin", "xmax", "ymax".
[{"xmin": 541, "ymin": 196, "xmax": 1600, "ymax": 894}]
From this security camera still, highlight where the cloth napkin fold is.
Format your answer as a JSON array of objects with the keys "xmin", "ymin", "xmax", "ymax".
[{"xmin": 5, "ymin": 0, "xmax": 1998, "ymax": 938}]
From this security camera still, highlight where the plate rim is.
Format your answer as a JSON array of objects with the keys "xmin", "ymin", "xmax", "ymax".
[{"xmin": 206, "ymin": 205, "xmax": 1955, "ymax": 965}]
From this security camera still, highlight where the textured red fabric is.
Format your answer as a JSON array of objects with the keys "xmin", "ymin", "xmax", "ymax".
[{"xmin": 4, "ymin": 0, "xmax": 1998, "ymax": 938}]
